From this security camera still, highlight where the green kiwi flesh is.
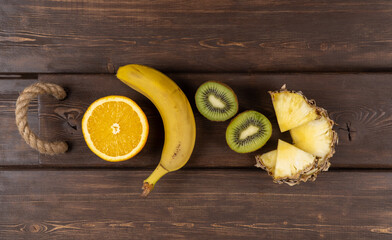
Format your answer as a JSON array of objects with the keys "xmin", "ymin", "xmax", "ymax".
[
  {"xmin": 226, "ymin": 110, "xmax": 272, "ymax": 153},
  {"xmin": 195, "ymin": 81, "xmax": 238, "ymax": 121}
]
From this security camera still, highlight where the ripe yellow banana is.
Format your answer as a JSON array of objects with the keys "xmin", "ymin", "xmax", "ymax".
[{"xmin": 116, "ymin": 64, "xmax": 196, "ymax": 197}]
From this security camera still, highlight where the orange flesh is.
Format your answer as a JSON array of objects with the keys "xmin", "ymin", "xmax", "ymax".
[{"xmin": 86, "ymin": 100, "xmax": 146, "ymax": 158}]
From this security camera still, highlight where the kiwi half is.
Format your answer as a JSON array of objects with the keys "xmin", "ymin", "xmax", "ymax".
[
  {"xmin": 195, "ymin": 81, "xmax": 238, "ymax": 121},
  {"xmin": 226, "ymin": 110, "xmax": 272, "ymax": 153}
]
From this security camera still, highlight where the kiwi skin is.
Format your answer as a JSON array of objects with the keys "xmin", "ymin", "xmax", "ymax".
[
  {"xmin": 226, "ymin": 110, "xmax": 272, "ymax": 153},
  {"xmin": 195, "ymin": 81, "xmax": 239, "ymax": 122}
]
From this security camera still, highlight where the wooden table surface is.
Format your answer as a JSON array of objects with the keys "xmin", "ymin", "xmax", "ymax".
[{"xmin": 1, "ymin": 1, "xmax": 392, "ymax": 239}]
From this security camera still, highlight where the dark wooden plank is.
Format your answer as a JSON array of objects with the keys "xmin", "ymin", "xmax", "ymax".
[
  {"xmin": 0, "ymin": 79, "xmax": 39, "ymax": 166},
  {"xmin": 0, "ymin": 170, "xmax": 391, "ymax": 239},
  {"xmin": 39, "ymin": 73, "xmax": 392, "ymax": 168},
  {"xmin": 1, "ymin": 0, "xmax": 392, "ymax": 73}
]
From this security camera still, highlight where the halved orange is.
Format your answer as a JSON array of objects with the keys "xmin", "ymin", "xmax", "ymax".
[{"xmin": 82, "ymin": 96, "xmax": 149, "ymax": 162}]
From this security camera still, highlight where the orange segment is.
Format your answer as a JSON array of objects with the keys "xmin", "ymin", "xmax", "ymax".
[{"xmin": 82, "ymin": 96, "xmax": 149, "ymax": 162}]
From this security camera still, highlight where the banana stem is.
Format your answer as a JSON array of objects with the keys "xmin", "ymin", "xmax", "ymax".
[
  {"xmin": 141, "ymin": 164, "xmax": 169, "ymax": 197},
  {"xmin": 141, "ymin": 182, "xmax": 154, "ymax": 198}
]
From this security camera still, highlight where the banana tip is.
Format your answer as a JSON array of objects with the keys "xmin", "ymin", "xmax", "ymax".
[{"xmin": 141, "ymin": 182, "xmax": 154, "ymax": 198}]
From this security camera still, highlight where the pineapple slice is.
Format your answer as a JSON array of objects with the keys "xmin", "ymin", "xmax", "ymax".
[
  {"xmin": 274, "ymin": 140, "xmax": 316, "ymax": 180},
  {"xmin": 290, "ymin": 115, "xmax": 334, "ymax": 159},
  {"xmin": 255, "ymin": 85, "xmax": 337, "ymax": 186},
  {"xmin": 270, "ymin": 85, "xmax": 318, "ymax": 132},
  {"xmin": 255, "ymin": 150, "xmax": 277, "ymax": 174},
  {"xmin": 290, "ymin": 111, "xmax": 338, "ymax": 171}
]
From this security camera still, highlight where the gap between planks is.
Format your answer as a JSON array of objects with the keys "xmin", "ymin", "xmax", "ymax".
[{"xmin": 0, "ymin": 166, "xmax": 392, "ymax": 172}]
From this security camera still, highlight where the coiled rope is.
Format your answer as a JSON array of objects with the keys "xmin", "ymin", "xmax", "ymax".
[{"xmin": 15, "ymin": 82, "xmax": 68, "ymax": 155}]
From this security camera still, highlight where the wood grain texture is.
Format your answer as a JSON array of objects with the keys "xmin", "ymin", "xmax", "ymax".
[
  {"xmin": 1, "ymin": 0, "xmax": 392, "ymax": 73},
  {"xmin": 0, "ymin": 170, "xmax": 391, "ymax": 240},
  {"xmin": 0, "ymin": 78, "xmax": 39, "ymax": 166},
  {"xmin": 39, "ymin": 73, "xmax": 392, "ymax": 168}
]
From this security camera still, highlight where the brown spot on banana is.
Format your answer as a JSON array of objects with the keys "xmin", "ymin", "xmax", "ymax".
[{"xmin": 171, "ymin": 143, "xmax": 181, "ymax": 160}]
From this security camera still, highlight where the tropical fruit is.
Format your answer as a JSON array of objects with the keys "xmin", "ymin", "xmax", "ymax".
[
  {"xmin": 290, "ymin": 111, "xmax": 337, "ymax": 170},
  {"xmin": 117, "ymin": 64, "xmax": 196, "ymax": 197},
  {"xmin": 226, "ymin": 110, "xmax": 272, "ymax": 153},
  {"xmin": 255, "ymin": 149, "xmax": 276, "ymax": 174},
  {"xmin": 270, "ymin": 85, "xmax": 318, "ymax": 132},
  {"xmin": 256, "ymin": 140, "xmax": 316, "ymax": 185},
  {"xmin": 195, "ymin": 81, "xmax": 238, "ymax": 121},
  {"xmin": 82, "ymin": 96, "xmax": 149, "ymax": 162},
  {"xmin": 256, "ymin": 85, "xmax": 337, "ymax": 185}
]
